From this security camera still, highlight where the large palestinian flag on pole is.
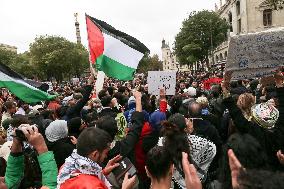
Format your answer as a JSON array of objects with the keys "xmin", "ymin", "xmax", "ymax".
[
  {"xmin": 86, "ymin": 14, "xmax": 150, "ymax": 81},
  {"xmin": 0, "ymin": 63, "xmax": 55, "ymax": 103}
]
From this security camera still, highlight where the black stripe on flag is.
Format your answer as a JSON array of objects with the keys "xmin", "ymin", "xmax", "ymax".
[{"xmin": 86, "ymin": 14, "xmax": 150, "ymax": 54}]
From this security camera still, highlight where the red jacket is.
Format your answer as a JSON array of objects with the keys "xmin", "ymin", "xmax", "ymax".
[
  {"xmin": 134, "ymin": 122, "xmax": 153, "ymax": 180},
  {"xmin": 160, "ymin": 100, "xmax": 167, "ymax": 113},
  {"xmin": 59, "ymin": 174, "xmax": 108, "ymax": 189}
]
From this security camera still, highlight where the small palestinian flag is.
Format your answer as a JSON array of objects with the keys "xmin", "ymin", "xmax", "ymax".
[
  {"xmin": 86, "ymin": 14, "xmax": 149, "ymax": 81},
  {"xmin": 0, "ymin": 63, "xmax": 55, "ymax": 103}
]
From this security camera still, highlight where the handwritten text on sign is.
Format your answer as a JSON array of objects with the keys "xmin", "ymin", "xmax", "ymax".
[
  {"xmin": 226, "ymin": 28, "xmax": 284, "ymax": 80},
  {"xmin": 147, "ymin": 71, "xmax": 176, "ymax": 95}
]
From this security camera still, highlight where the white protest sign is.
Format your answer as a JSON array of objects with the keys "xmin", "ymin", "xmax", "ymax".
[
  {"xmin": 71, "ymin": 78, "xmax": 80, "ymax": 85},
  {"xmin": 226, "ymin": 28, "xmax": 284, "ymax": 80},
  {"xmin": 95, "ymin": 71, "xmax": 105, "ymax": 95},
  {"xmin": 147, "ymin": 71, "xmax": 176, "ymax": 95}
]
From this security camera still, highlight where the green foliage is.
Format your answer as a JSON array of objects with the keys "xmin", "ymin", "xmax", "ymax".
[
  {"xmin": 137, "ymin": 54, "xmax": 163, "ymax": 73},
  {"xmin": 0, "ymin": 36, "xmax": 89, "ymax": 82},
  {"xmin": 174, "ymin": 10, "xmax": 229, "ymax": 66},
  {"xmin": 265, "ymin": 0, "xmax": 284, "ymax": 10},
  {"xmin": 29, "ymin": 35, "xmax": 89, "ymax": 81},
  {"xmin": 10, "ymin": 52, "xmax": 36, "ymax": 79},
  {"xmin": 0, "ymin": 48, "xmax": 17, "ymax": 66}
]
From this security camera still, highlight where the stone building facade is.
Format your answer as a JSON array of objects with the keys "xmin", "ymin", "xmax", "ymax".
[
  {"xmin": 161, "ymin": 39, "xmax": 189, "ymax": 71},
  {"xmin": 210, "ymin": 0, "xmax": 284, "ymax": 68},
  {"xmin": 0, "ymin": 43, "xmax": 17, "ymax": 53}
]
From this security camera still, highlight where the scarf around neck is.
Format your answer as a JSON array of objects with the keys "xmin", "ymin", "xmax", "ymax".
[{"xmin": 57, "ymin": 149, "xmax": 111, "ymax": 189}]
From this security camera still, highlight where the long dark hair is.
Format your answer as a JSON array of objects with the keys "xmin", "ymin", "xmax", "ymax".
[{"xmin": 161, "ymin": 120, "xmax": 190, "ymax": 174}]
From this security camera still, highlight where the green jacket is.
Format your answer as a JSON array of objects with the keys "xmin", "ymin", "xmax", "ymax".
[{"xmin": 5, "ymin": 151, "xmax": 58, "ymax": 189}]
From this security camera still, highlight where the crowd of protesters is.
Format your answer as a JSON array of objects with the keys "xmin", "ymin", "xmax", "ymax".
[{"xmin": 0, "ymin": 68, "xmax": 283, "ymax": 189}]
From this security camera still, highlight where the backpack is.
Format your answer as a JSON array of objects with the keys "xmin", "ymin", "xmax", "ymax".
[{"xmin": 115, "ymin": 113, "xmax": 127, "ymax": 141}]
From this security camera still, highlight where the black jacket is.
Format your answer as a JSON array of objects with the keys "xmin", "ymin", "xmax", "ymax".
[
  {"xmin": 107, "ymin": 111, "xmax": 144, "ymax": 163},
  {"xmin": 223, "ymin": 87, "xmax": 284, "ymax": 170},
  {"xmin": 47, "ymin": 137, "xmax": 75, "ymax": 169},
  {"xmin": 65, "ymin": 85, "xmax": 93, "ymax": 120}
]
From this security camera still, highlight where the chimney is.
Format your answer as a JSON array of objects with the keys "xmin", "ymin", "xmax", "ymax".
[
  {"xmin": 74, "ymin": 13, "xmax": 81, "ymax": 44},
  {"xmin": 220, "ymin": 0, "xmax": 222, "ymax": 7},
  {"xmin": 215, "ymin": 3, "xmax": 218, "ymax": 12}
]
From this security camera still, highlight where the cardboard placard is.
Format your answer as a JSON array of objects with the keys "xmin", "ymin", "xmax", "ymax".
[
  {"xmin": 226, "ymin": 28, "xmax": 284, "ymax": 80},
  {"xmin": 147, "ymin": 71, "xmax": 176, "ymax": 95}
]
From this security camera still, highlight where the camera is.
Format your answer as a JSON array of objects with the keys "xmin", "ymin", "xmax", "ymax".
[{"xmin": 15, "ymin": 124, "xmax": 31, "ymax": 142}]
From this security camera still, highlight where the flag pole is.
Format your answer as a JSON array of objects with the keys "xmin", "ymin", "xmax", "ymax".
[{"xmin": 85, "ymin": 13, "xmax": 105, "ymax": 96}]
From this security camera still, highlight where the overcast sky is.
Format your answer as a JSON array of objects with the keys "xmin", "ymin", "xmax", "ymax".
[{"xmin": 0, "ymin": 0, "xmax": 219, "ymax": 58}]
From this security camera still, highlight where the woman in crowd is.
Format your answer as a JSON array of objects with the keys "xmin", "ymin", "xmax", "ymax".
[{"xmin": 158, "ymin": 113, "xmax": 216, "ymax": 189}]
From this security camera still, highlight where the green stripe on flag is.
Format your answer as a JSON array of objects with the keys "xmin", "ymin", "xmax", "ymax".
[
  {"xmin": 96, "ymin": 54, "xmax": 136, "ymax": 81},
  {"xmin": 0, "ymin": 81, "xmax": 55, "ymax": 103}
]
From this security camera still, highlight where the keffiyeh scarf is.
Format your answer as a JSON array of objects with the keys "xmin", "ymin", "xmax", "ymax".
[{"xmin": 57, "ymin": 149, "xmax": 111, "ymax": 189}]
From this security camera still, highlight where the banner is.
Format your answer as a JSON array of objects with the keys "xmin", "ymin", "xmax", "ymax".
[
  {"xmin": 203, "ymin": 78, "xmax": 223, "ymax": 90},
  {"xmin": 147, "ymin": 71, "xmax": 176, "ymax": 95},
  {"xmin": 226, "ymin": 28, "xmax": 284, "ymax": 80}
]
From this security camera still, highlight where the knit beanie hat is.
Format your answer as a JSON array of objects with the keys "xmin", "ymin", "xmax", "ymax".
[
  {"xmin": 168, "ymin": 113, "xmax": 187, "ymax": 130},
  {"xmin": 45, "ymin": 120, "xmax": 68, "ymax": 142},
  {"xmin": 184, "ymin": 87, "xmax": 196, "ymax": 97},
  {"xmin": 149, "ymin": 111, "xmax": 166, "ymax": 131},
  {"xmin": 128, "ymin": 96, "xmax": 136, "ymax": 110}
]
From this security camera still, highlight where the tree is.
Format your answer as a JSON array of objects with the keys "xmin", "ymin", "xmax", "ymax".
[
  {"xmin": 265, "ymin": 0, "xmax": 284, "ymax": 10},
  {"xmin": 137, "ymin": 54, "xmax": 163, "ymax": 73},
  {"xmin": 29, "ymin": 35, "xmax": 89, "ymax": 81},
  {"xmin": 0, "ymin": 48, "xmax": 17, "ymax": 66},
  {"xmin": 174, "ymin": 10, "xmax": 229, "ymax": 68},
  {"xmin": 10, "ymin": 52, "xmax": 37, "ymax": 79}
]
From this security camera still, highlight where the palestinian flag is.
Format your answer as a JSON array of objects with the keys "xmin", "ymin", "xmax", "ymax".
[
  {"xmin": 0, "ymin": 63, "xmax": 55, "ymax": 103},
  {"xmin": 86, "ymin": 14, "xmax": 149, "ymax": 81}
]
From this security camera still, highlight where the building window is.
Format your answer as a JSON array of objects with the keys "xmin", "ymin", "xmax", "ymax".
[
  {"xmin": 263, "ymin": 9, "xmax": 272, "ymax": 26},
  {"xmin": 216, "ymin": 55, "xmax": 219, "ymax": 62},
  {"xmin": 225, "ymin": 51, "xmax": 228, "ymax": 59},
  {"xmin": 228, "ymin": 12, "xmax": 233, "ymax": 32},
  {"xmin": 220, "ymin": 53, "xmax": 223, "ymax": 60},
  {"xmin": 237, "ymin": 19, "xmax": 241, "ymax": 34},
  {"xmin": 236, "ymin": 1, "xmax": 240, "ymax": 16}
]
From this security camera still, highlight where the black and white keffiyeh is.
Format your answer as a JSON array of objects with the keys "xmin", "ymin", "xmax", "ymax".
[
  {"xmin": 57, "ymin": 149, "xmax": 111, "ymax": 189},
  {"xmin": 158, "ymin": 134, "xmax": 216, "ymax": 189}
]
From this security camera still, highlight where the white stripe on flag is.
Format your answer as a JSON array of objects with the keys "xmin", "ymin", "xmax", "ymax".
[{"xmin": 103, "ymin": 33, "xmax": 144, "ymax": 69}]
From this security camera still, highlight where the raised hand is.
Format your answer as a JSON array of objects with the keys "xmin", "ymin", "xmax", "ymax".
[
  {"xmin": 21, "ymin": 125, "xmax": 48, "ymax": 155},
  {"xmin": 222, "ymin": 71, "xmax": 232, "ymax": 95},
  {"xmin": 159, "ymin": 88, "xmax": 166, "ymax": 99},
  {"xmin": 277, "ymin": 150, "xmax": 284, "ymax": 165},
  {"xmin": 69, "ymin": 136, "xmax": 77, "ymax": 145},
  {"xmin": 274, "ymin": 70, "xmax": 284, "ymax": 88},
  {"xmin": 122, "ymin": 172, "xmax": 137, "ymax": 189},
  {"xmin": 133, "ymin": 91, "xmax": 142, "ymax": 100},
  {"xmin": 182, "ymin": 152, "xmax": 202, "ymax": 189},
  {"xmin": 228, "ymin": 149, "xmax": 243, "ymax": 189},
  {"xmin": 103, "ymin": 155, "xmax": 122, "ymax": 175},
  {"xmin": 87, "ymin": 74, "xmax": 95, "ymax": 85}
]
